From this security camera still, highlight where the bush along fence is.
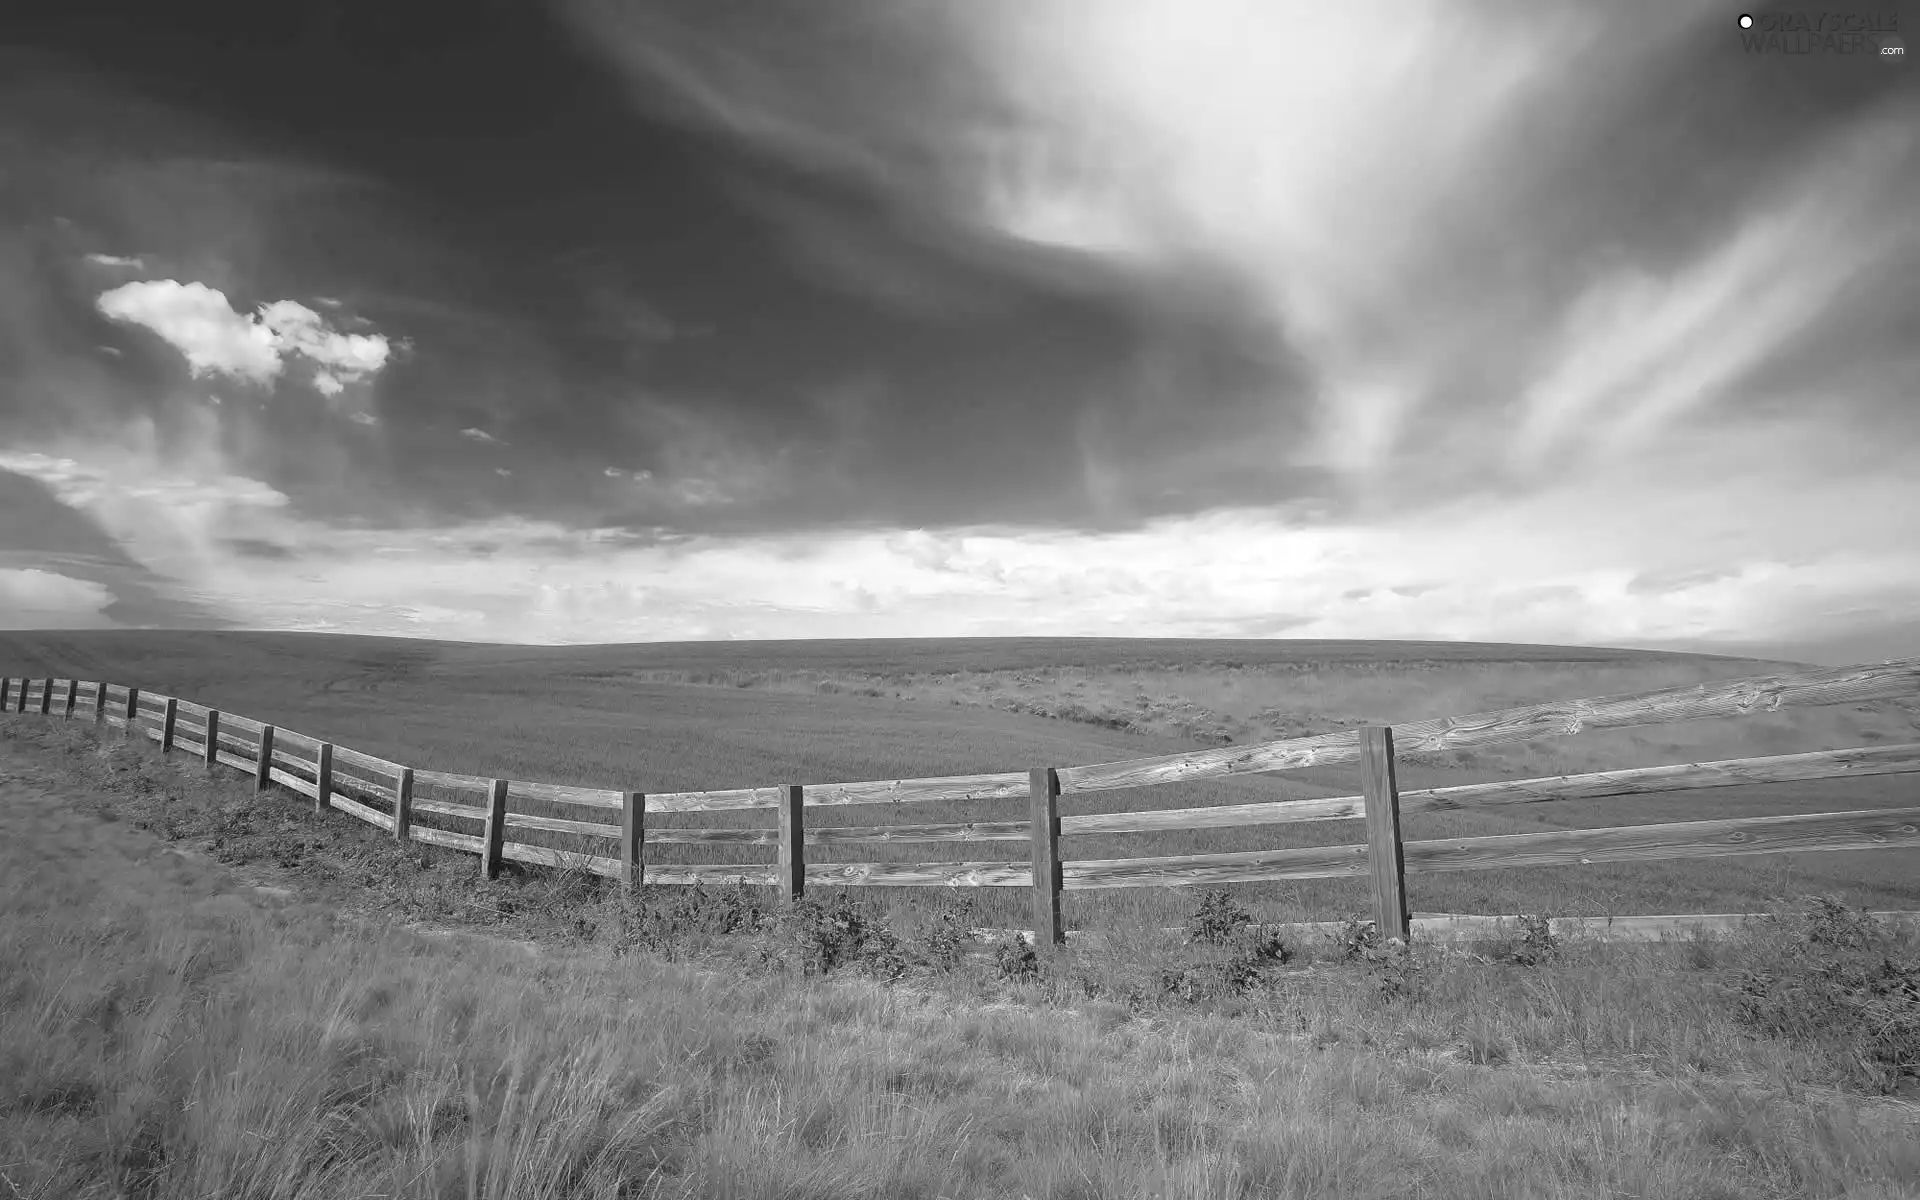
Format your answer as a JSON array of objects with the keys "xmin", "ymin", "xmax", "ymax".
[{"xmin": 3, "ymin": 659, "xmax": 1920, "ymax": 950}]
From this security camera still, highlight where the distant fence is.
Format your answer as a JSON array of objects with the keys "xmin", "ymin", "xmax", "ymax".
[{"xmin": 3, "ymin": 659, "xmax": 1919, "ymax": 948}]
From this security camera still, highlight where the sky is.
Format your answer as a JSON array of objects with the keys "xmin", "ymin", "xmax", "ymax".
[{"xmin": 1, "ymin": 0, "xmax": 1916, "ymax": 662}]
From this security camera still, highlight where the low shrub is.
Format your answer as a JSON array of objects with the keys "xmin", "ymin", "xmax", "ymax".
[{"xmin": 1721, "ymin": 894, "xmax": 1920, "ymax": 1093}]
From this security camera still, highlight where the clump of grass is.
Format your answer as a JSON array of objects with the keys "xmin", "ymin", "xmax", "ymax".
[
  {"xmin": 994, "ymin": 935, "xmax": 1041, "ymax": 982},
  {"xmin": 1720, "ymin": 894, "xmax": 1920, "ymax": 1093},
  {"xmin": 759, "ymin": 891, "xmax": 911, "ymax": 980}
]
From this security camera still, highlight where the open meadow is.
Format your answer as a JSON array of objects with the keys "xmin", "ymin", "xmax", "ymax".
[{"xmin": 2, "ymin": 633, "xmax": 1919, "ymax": 1198}]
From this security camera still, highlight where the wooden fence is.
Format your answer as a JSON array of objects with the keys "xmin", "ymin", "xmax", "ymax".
[{"xmin": 3, "ymin": 658, "xmax": 1919, "ymax": 948}]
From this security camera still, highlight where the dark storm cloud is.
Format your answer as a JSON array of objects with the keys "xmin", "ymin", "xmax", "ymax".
[{"xmin": 0, "ymin": 1, "xmax": 1915, "ymax": 655}]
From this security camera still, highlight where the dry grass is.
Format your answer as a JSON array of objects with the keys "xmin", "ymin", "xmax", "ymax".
[{"xmin": 3, "ymin": 718, "xmax": 1920, "ymax": 1198}]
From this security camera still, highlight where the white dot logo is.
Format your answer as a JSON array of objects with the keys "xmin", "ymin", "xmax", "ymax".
[{"xmin": 1738, "ymin": 13, "xmax": 1754, "ymax": 28}]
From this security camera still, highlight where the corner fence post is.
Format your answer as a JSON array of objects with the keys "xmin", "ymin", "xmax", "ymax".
[
  {"xmin": 1360, "ymin": 725, "xmax": 1410, "ymax": 944},
  {"xmin": 255, "ymin": 725, "xmax": 276, "ymax": 791},
  {"xmin": 621, "ymin": 791, "xmax": 645, "ymax": 892},
  {"xmin": 314, "ymin": 742, "xmax": 334, "ymax": 816},
  {"xmin": 160, "ymin": 697, "xmax": 178, "ymax": 751},
  {"xmin": 393, "ymin": 767, "xmax": 414, "ymax": 843},
  {"xmin": 204, "ymin": 710, "xmax": 220, "ymax": 766},
  {"xmin": 481, "ymin": 778, "xmax": 508, "ymax": 879},
  {"xmin": 778, "ymin": 784, "xmax": 805, "ymax": 904},
  {"xmin": 65, "ymin": 679, "xmax": 78, "ymax": 718},
  {"xmin": 1029, "ymin": 767, "xmax": 1064, "ymax": 950}
]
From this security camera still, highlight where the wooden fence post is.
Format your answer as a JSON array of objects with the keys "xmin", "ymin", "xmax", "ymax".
[
  {"xmin": 1360, "ymin": 725, "xmax": 1410, "ymax": 944},
  {"xmin": 204, "ymin": 710, "xmax": 220, "ymax": 766},
  {"xmin": 481, "ymin": 778, "xmax": 508, "ymax": 879},
  {"xmin": 17, "ymin": 678, "xmax": 29, "ymax": 713},
  {"xmin": 124, "ymin": 687, "xmax": 139, "ymax": 735},
  {"xmin": 1029, "ymin": 767, "xmax": 1064, "ymax": 949},
  {"xmin": 777, "ymin": 784, "xmax": 805, "ymax": 904},
  {"xmin": 314, "ymin": 742, "xmax": 334, "ymax": 815},
  {"xmin": 393, "ymin": 767, "xmax": 414, "ymax": 842},
  {"xmin": 0, "ymin": 679, "xmax": 9, "ymax": 710},
  {"xmin": 255, "ymin": 725, "xmax": 275, "ymax": 791},
  {"xmin": 621, "ymin": 791, "xmax": 645, "ymax": 892},
  {"xmin": 39, "ymin": 680, "xmax": 53, "ymax": 716},
  {"xmin": 64, "ymin": 679, "xmax": 78, "ymax": 718},
  {"xmin": 92, "ymin": 682, "xmax": 106, "ymax": 724},
  {"xmin": 160, "ymin": 697, "xmax": 178, "ymax": 751}
]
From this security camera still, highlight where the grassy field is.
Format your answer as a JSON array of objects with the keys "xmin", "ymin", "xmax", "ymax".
[
  {"xmin": 1, "ymin": 714, "xmax": 1917, "ymax": 1198},
  {"xmin": 2, "ymin": 631, "xmax": 1916, "ymax": 931}
]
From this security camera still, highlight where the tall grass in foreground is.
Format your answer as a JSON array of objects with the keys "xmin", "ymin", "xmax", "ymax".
[{"xmin": 4, "ymin": 726, "xmax": 1920, "ymax": 1197}]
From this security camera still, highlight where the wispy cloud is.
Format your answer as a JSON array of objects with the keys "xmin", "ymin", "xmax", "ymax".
[
  {"xmin": 84, "ymin": 252, "xmax": 144, "ymax": 268},
  {"xmin": 459, "ymin": 427, "xmax": 501, "ymax": 444}
]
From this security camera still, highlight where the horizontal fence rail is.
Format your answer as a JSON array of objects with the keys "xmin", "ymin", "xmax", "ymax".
[{"xmin": 3, "ymin": 657, "xmax": 1918, "ymax": 947}]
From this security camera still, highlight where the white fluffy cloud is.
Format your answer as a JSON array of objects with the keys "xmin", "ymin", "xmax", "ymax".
[{"xmin": 94, "ymin": 279, "xmax": 397, "ymax": 394}]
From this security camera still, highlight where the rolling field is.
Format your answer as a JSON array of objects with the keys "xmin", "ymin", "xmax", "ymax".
[
  {"xmin": 4, "ymin": 632, "xmax": 1919, "ymax": 1198},
  {"xmin": 2, "ymin": 630, "xmax": 1917, "ymax": 930}
]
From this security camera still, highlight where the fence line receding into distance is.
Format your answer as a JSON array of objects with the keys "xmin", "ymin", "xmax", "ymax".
[{"xmin": 2, "ymin": 659, "xmax": 1919, "ymax": 947}]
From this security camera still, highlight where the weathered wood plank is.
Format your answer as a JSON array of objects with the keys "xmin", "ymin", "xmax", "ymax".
[
  {"xmin": 1056, "ymin": 657, "xmax": 1920, "ymax": 795},
  {"xmin": 331, "ymin": 769, "xmax": 397, "ymax": 805},
  {"xmin": 621, "ymin": 791, "xmax": 644, "ymax": 890},
  {"xmin": 171, "ymin": 698, "xmax": 210, "ymax": 718},
  {"xmin": 413, "ymin": 768, "xmax": 492, "ymax": 793},
  {"xmin": 172, "ymin": 733, "xmax": 206, "ymax": 758},
  {"xmin": 805, "ymin": 860, "xmax": 1033, "ymax": 888},
  {"xmin": 270, "ymin": 726, "xmax": 324, "ymax": 750},
  {"xmin": 501, "ymin": 812, "xmax": 619, "ymax": 840},
  {"xmin": 1064, "ymin": 843, "xmax": 1371, "ymax": 890},
  {"xmin": 268, "ymin": 748, "xmax": 317, "ymax": 776},
  {"xmin": 643, "ymin": 821, "xmax": 1035, "ymax": 848},
  {"xmin": 255, "ymin": 725, "xmax": 275, "ymax": 791},
  {"xmin": 506, "ymin": 780, "xmax": 624, "ymax": 810},
  {"xmin": 500, "ymin": 842, "xmax": 622, "ymax": 877},
  {"xmin": 645, "ymin": 827, "xmax": 779, "ymax": 846},
  {"xmin": 1030, "ymin": 768, "xmax": 1063, "ymax": 947},
  {"xmin": 1404, "ymin": 806, "xmax": 1920, "ymax": 874},
  {"xmin": 216, "ymin": 711, "xmax": 264, "ymax": 734},
  {"xmin": 331, "ymin": 744, "xmax": 405, "ymax": 778},
  {"xmin": 1063, "ymin": 796, "xmax": 1363, "ymax": 835},
  {"xmin": 393, "ymin": 767, "xmax": 415, "ymax": 843},
  {"xmin": 268, "ymin": 765, "xmax": 319, "ymax": 799},
  {"xmin": 1361, "ymin": 726, "xmax": 1409, "ymax": 942},
  {"xmin": 213, "ymin": 749, "xmax": 255, "ymax": 774},
  {"xmin": 481, "ymin": 778, "xmax": 508, "ymax": 879},
  {"xmin": 313, "ymin": 743, "xmax": 334, "ymax": 817},
  {"xmin": 778, "ymin": 784, "xmax": 805, "ymax": 902},
  {"xmin": 329, "ymin": 792, "xmax": 395, "ymax": 832},
  {"xmin": 801, "ymin": 772, "xmax": 1034, "ymax": 808},
  {"xmin": 409, "ymin": 825, "xmax": 486, "ymax": 855},
  {"xmin": 643, "ymin": 786, "xmax": 787, "ymax": 813},
  {"xmin": 412, "ymin": 798, "xmax": 488, "ymax": 822},
  {"xmin": 643, "ymin": 864, "xmax": 780, "ymax": 887},
  {"xmin": 813, "ymin": 820, "xmax": 1033, "ymax": 845},
  {"xmin": 1064, "ymin": 741, "xmax": 1920, "ymax": 835},
  {"xmin": 1401, "ymin": 741, "xmax": 1920, "ymax": 815}
]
